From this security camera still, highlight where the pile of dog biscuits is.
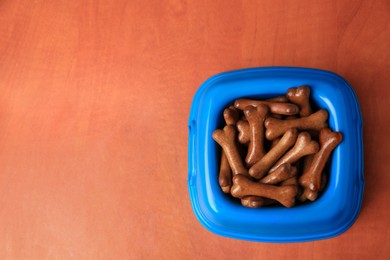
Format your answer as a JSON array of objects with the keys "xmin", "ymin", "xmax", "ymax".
[{"xmin": 212, "ymin": 86, "xmax": 343, "ymax": 208}]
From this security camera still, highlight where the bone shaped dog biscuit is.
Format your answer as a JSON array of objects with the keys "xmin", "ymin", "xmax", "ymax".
[
  {"xmin": 265, "ymin": 109, "xmax": 328, "ymax": 140},
  {"xmin": 299, "ymin": 188, "xmax": 318, "ymax": 202},
  {"xmin": 212, "ymin": 125, "xmax": 249, "ymax": 176},
  {"xmin": 236, "ymin": 120, "xmax": 250, "ymax": 145},
  {"xmin": 244, "ymin": 105, "xmax": 268, "ymax": 166},
  {"xmin": 241, "ymin": 196, "xmax": 264, "ymax": 208},
  {"xmin": 260, "ymin": 163, "xmax": 297, "ymax": 185},
  {"xmin": 270, "ymin": 132, "xmax": 319, "ymax": 173},
  {"xmin": 234, "ymin": 99, "xmax": 299, "ymax": 115},
  {"xmin": 231, "ymin": 175, "xmax": 298, "ymax": 208},
  {"xmin": 218, "ymin": 152, "xmax": 232, "ymax": 193},
  {"xmin": 223, "ymin": 106, "xmax": 239, "ymax": 125},
  {"xmin": 286, "ymin": 85, "xmax": 312, "ymax": 117},
  {"xmin": 299, "ymin": 128, "xmax": 343, "ymax": 192},
  {"xmin": 267, "ymin": 96, "xmax": 289, "ymax": 103},
  {"xmin": 218, "ymin": 106, "xmax": 240, "ymax": 193},
  {"xmin": 249, "ymin": 128, "xmax": 298, "ymax": 179},
  {"xmin": 281, "ymin": 176, "xmax": 298, "ymax": 186}
]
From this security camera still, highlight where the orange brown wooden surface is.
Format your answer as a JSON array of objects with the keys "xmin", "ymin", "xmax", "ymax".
[{"xmin": 0, "ymin": 0, "xmax": 389, "ymax": 259}]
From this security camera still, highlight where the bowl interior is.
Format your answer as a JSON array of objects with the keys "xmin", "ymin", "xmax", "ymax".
[{"xmin": 214, "ymin": 95, "xmax": 330, "ymax": 208}]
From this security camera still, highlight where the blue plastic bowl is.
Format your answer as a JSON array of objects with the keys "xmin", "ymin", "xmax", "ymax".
[{"xmin": 188, "ymin": 67, "xmax": 364, "ymax": 243}]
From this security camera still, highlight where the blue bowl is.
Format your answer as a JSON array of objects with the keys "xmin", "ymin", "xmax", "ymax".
[{"xmin": 188, "ymin": 67, "xmax": 364, "ymax": 243}]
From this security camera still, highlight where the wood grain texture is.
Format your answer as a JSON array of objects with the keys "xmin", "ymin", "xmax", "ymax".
[{"xmin": 0, "ymin": 0, "xmax": 389, "ymax": 259}]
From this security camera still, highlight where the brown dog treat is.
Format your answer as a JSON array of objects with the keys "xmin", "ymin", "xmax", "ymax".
[
  {"xmin": 270, "ymin": 137, "xmax": 281, "ymax": 149},
  {"xmin": 299, "ymin": 128, "xmax": 343, "ymax": 192},
  {"xmin": 281, "ymin": 175, "xmax": 298, "ymax": 186},
  {"xmin": 305, "ymin": 190, "xmax": 318, "ymax": 201},
  {"xmin": 270, "ymin": 132, "xmax": 319, "ymax": 173},
  {"xmin": 298, "ymin": 156, "xmax": 317, "ymax": 202},
  {"xmin": 300, "ymin": 174, "xmax": 327, "ymax": 202},
  {"xmin": 260, "ymin": 164, "xmax": 297, "ymax": 185},
  {"xmin": 241, "ymin": 197, "xmax": 278, "ymax": 207},
  {"xmin": 299, "ymin": 154, "xmax": 315, "ymax": 196},
  {"xmin": 241, "ymin": 196, "xmax": 264, "ymax": 208},
  {"xmin": 249, "ymin": 128, "xmax": 298, "ymax": 179},
  {"xmin": 267, "ymin": 96, "xmax": 289, "ymax": 102},
  {"xmin": 303, "ymin": 154, "xmax": 314, "ymax": 172},
  {"xmin": 265, "ymin": 109, "xmax": 328, "ymax": 140},
  {"xmin": 219, "ymin": 152, "xmax": 232, "ymax": 193},
  {"xmin": 234, "ymin": 99, "xmax": 299, "ymax": 116},
  {"xmin": 218, "ymin": 106, "xmax": 239, "ymax": 193},
  {"xmin": 236, "ymin": 120, "xmax": 250, "ymax": 145},
  {"xmin": 212, "ymin": 126, "xmax": 249, "ymax": 176},
  {"xmin": 297, "ymin": 189, "xmax": 307, "ymax": 202},
  {"xmin": 286, "ymin": 85, "xmax": 313, "ymax": 117},
  {"xmin": 244, "ymin": 105, "xmax": 268, "ymax": 166},
  {"xmin": 299, "ymin": 188, "xmax": 318, "ymax": 202},
  {"xmin": 223, "ymin": 106, "xmax": 240, "ymax": 125},
  {"xmin": 231, "ymin": 175, "xmax": 298, "ymax": 208}
]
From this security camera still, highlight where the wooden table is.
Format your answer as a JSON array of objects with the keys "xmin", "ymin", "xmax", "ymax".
[{"xmin": 1, "ymin": 0, "xmax": 389, "ymax": 259}]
